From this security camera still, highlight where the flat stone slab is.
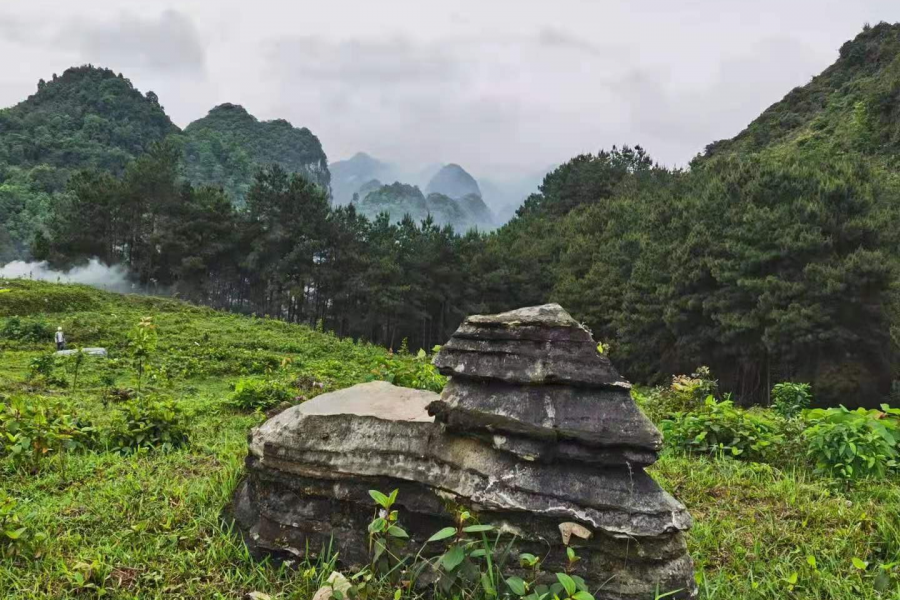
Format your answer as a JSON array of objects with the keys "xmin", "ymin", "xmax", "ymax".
[
  {"xmin": 55, "ymin": 347, "xmax": 107, "ymax": 357},
  {"xmin": 433, "ymin": 304, "xmax": 627, "ymax": 387},
  {"xmin": 296, "ymin": 381, "xmax": 435, "ymax": 421}
]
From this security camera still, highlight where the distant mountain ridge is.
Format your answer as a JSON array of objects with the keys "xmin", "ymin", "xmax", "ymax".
[
  {"xmin": 353, "ymin": 181, "xmax": 495, "ymax": 231},
  {"xmin": 330, "ymin": 152, "xmax": 397, "ymax": 205},
  {"xmin": 0, "ymin": 65, "xmax": 179, "ymax": 259}
]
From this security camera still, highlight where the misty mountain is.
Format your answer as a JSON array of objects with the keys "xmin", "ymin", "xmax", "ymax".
[
  {"xmin": 353, "ymin": 181, "xmax": 494, "ymax": 231},
  {"xmin": 479, "ymin": 166, "xmax": 554, "ymax": 222},
  {"xmin": 330, "ymin": 152, "xmax": 398, "ymax": 205},
  {"xmin": 424, "ymin": 163, "xmax": 481, "ymax": 199}
]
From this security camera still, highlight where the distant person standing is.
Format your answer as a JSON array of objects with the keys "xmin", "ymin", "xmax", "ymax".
[{"xmin": 55, "ymin": 327, "xmax": 66, "ymax": 350}]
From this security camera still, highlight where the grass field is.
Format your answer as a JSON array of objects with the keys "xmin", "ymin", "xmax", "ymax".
[{"xmin": 1, "ymin": 280, "xmax": 898, "ymax": 599}]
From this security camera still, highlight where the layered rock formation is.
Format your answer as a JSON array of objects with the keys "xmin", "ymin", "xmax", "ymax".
[{"xmin": 232, "ymin": 304, "xmax": 695, "ymax": 599}]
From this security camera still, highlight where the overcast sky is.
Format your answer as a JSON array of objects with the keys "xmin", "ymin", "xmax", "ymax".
[{"xmin": 2, "ymin": 1, "xmax": 899, "ymax": 179}]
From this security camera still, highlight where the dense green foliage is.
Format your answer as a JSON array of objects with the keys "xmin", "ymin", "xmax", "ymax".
[
  {"xmin": 803, "ymin": 405, "xmax": 900, "ymax": 479},
  {"xmin": 662, "ymin": 397, "xmax": 784, "ymax": 461},
  {"xmin": 181, "ymin": 103, "xmax": 330, "ymax": 205},
  {"xmin": 0, "ymin": 66, "xmax": 177, "ymax": 258},
  {"xmin": 1, "ymin": 282, "xmax": 899, "ymax": 598},
  {"xmin": 227, "ymin": 377, "xmax": 294, "ymax": 411},
  {"xmin": 772, "ymin": 382, "xmax": 813, "ymax": 418}
]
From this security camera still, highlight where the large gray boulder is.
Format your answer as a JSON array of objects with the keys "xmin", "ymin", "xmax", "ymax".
[{"xmin": 232, "ymin": 305, "xmax": 696, "ymax": 600}]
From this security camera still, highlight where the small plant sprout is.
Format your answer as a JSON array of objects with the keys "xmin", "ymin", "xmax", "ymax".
[
  {"xmin": 128, "ymin": 316, "xmax": 158, "ymax": 391},
  {"xmin": 367, "ymin": 489, "xmax": 408, "ymax": 575}
]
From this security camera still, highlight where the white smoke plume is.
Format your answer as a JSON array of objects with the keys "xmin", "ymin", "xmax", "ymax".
[{"xmin": 0, "ymin": 258, "xmax": 138, "ymax": 293}]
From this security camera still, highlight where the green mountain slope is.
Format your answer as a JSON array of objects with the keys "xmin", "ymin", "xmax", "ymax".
[
  {"xmin": 704, "ymin": 21, "xmax": 900, "ymax": 162},
  {"xmin": 0, "ymin": 65, "xmax": 178, "ymax": 174},
  {"xmin": 181, "ymin": 103, "xmax": 330, "ymax": 205},
  {"xmin": 0, "ymin": 66, "xmax": 179, "ymax": 258}
]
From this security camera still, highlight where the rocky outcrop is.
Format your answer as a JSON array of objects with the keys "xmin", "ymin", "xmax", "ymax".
[{"xmin": 232, "ymin": 305, "xmax": 696, "ymax": 600}]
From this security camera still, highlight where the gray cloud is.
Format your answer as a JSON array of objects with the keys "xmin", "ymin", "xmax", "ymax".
[
  {"xmin": 536, "ymin": 28, "xmax": 606, "ymax": 55},
  {"xmin": 615, "ymin": 36, "xmax": 828, "ymax": 162},
  {"xmin": 2, "ymin": 0, "xmax": 899, "ymax": 177},
  {"xmin": 270, "ymin": 36, "xmax": 458, "ymax": 86},
  {"xmin": 64, "ymin": 9, "xmax": 206, "ymax": 76}
]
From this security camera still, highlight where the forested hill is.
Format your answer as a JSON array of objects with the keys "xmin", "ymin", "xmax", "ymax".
[
  {"xmin": 0, "ymin": 65, "xmax": 177, "ymax": 174},
  {"xmin": 0, "ymin": 66, "xmax": 331, "ymax": 260},
  {"xmin": 704, "ymin": 22, "xmax": 900, "ymax": 161},
  {"xmin": 181, "ymin": 103, "xmax": 330, "ymax": 205},
  {"xmin": 0, "ymin": 66, "xmax": 178, "ymax": 261}
]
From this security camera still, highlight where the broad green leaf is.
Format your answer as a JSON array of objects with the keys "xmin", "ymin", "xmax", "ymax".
[
  {"xmin": 572, "ymin": 592, "xmax": 594, "ymax": 600},
  {"xmin": 441, "ymin": 544, "xmax": 466, "ymax": 571},
  {"xmin": 519, "ymin": 553, "xmax": 538, "ymax": 567},
  {"xmin": 368, "ymin": 490, "xmax": 390, "ymax": 508},
  {"xmin": 506, "ymin": 576, "xmax": 527, "ymax": 596},
  {"xmin": 556, "ymin": 573, "xmax": 577, "ymax": 597},
  {"xmin": 852, "ymin": 557, "xmax": 868, "ymax": 570},
  {"xmin": 427, "ymin": 527, "xmax": 457, "ymax": 543},
  {"xmin": 368, "ymin": 518, "xmax": 386, "ymax": 533},
  {"xmin": 387, "ymin": 525, "xmax": 408, "ymax": 539}
]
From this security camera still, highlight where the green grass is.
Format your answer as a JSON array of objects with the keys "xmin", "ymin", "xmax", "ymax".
[{"xmin": 1, "ymin": 280, "xmax": 899, "ymax": 599}]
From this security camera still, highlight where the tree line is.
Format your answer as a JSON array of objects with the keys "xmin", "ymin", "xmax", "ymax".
[{"xmin": 34, "ymin": 142, "xmax": 900, "ymax": 406}]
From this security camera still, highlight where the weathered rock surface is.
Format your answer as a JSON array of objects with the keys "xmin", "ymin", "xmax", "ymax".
[
  {"xmin": 232, "ymin": 305, "xmax": 696, "ymax": 599},
  {"xmin": 429, "ymin": 378, "xmax": 661, "ymax": 462},
  {"xmin": 433, "ymin": 304, "xmax": 627, "ymax": 387}
]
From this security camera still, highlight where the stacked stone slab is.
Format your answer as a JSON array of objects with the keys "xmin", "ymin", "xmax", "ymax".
[{"xmin": 231, "ymin": 304, "xmax": 695, "ymax": 600}]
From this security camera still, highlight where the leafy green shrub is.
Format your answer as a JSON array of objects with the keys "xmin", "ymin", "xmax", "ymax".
[
  {"xmin": 662, "ymin": 396, "xmax": 784, "ymax": 461},
  {"xmin": 369, "ymin": 345, "xmax": 446, "ymax": 393},
  {"xmin": 1, "ymin": 491, "xmax": 46, "ymax": 558},
  {"xmin": 227, "ymin": 377, "xmax": 294, "ymax": 411},
  {"xmin": 772, "ymin": 382, "xmax": 812, "ymax": 418},
  {"xmin": 0, "ymin": 396, "xmax": 98, "ymax": 471},
  {"xmin": 128, "ymin": 317, "xmax": 158, "ymax": 391},
  {"xmin": 0, "ymin": 396, "xmax": 98, "ymax": 469},
  {"xmin": 108, "ymin": 397, "xmax": 189, "ymax": 454},
  {"xmin": 27, "ymin": 353, "xmax": 68, "ymax": 387},
  {"xmin": 364, "ymin": 489, "xmax": 596, "ymax": 600},
  {"xmin": 802, "ymin": 405, "xmax": 899, "ymax": 479},
  {"xmin": 1, "ymin": 317, "xmax": 53, "ymax": 342},
  {"xmin": 634, "ymin": 366, "xmax": 718, "ymax": 422}
]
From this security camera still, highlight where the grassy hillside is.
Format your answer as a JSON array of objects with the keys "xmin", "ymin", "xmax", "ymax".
[
  {"xmin": 0, "ymin": 281, "xmax": 898, "ymax": 599},
  {"xmin": 703, "ymin": 22, "xmax": 900, "ymax": 163}
]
